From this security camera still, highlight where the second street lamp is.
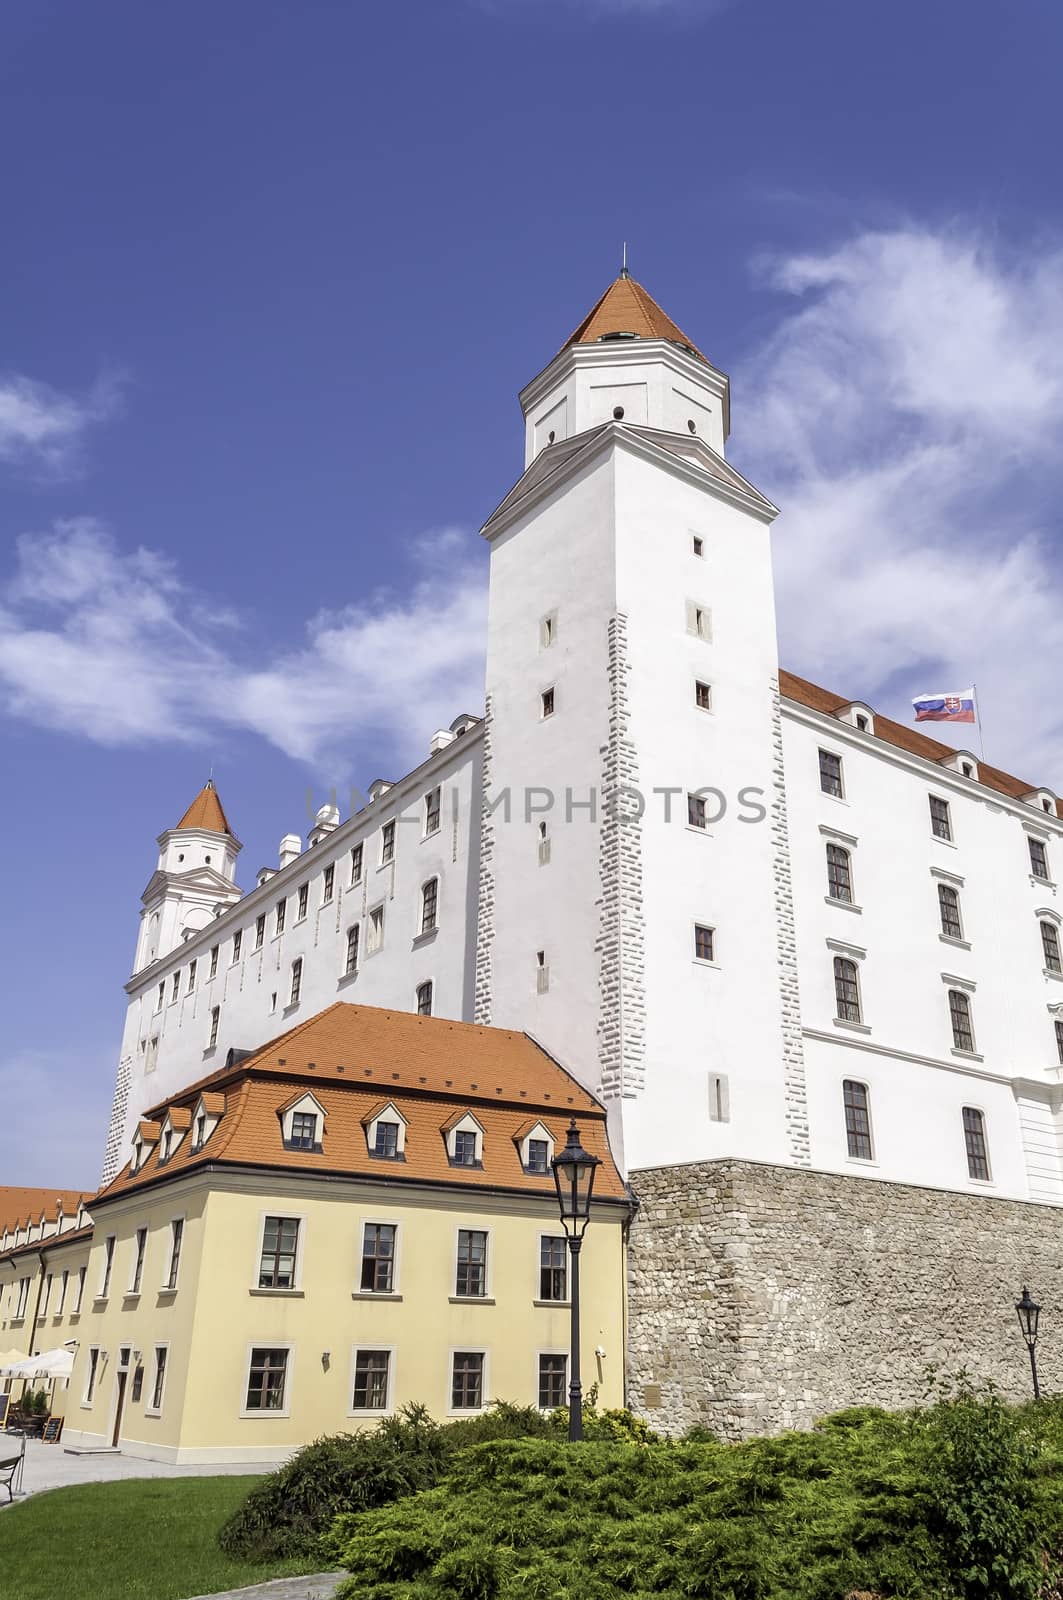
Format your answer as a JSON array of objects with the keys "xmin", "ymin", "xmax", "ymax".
[
  {"xmin": 551, "ymin": 1119, "xmax": 601, "ymax": 1442},
  {"xmin": 1016, "ymin": 1285, "xmax": 1042, "ymax": 1400}
]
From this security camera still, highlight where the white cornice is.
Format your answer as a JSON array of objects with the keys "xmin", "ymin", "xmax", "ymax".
[
  {"xmin": 519, "ymin": 338, "xmax": 731, "ymax": 438},
  {"xmin": 482, "ymin": 421, "xmax": 777, "ymax": 543}
]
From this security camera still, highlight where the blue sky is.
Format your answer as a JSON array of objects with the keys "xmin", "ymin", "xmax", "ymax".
[{"xmin": 3, "ymin": 0, "xmax": 1063, "ymax": 1188}]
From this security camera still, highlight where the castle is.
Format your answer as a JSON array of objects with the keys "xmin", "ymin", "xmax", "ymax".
[{"xmin": 90, "ymin": 269, "xmax": 1063, "ymax": 1435}]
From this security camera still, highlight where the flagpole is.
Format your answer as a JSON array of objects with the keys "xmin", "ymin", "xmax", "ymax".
[{"xmin": 973, "ymin": 683, "xmax": 986, "ymax": 763}]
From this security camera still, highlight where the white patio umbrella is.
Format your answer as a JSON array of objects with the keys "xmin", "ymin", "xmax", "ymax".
[
  {"xmin": 0, "ymin": 1348, "xmax": 27, "ymax": 1371},
  {"xmin": 3, "ymin": 1347, "xmax": 74, "ymax": 1380}
]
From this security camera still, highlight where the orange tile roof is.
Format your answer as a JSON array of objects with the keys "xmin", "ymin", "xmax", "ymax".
[
  {"xmin": 0, "ymin": 1187, "xmax": 88, "ymax": 1235},
  {"xmin": 196, "ymin": 1093, "xmax": 226, "ymax": 1115},
  {"xmin": 175, "ymin": 779, "xmax": 234, "ymax": 836},
  {"xmin": 558, "ymin": 275, "xmax": 710, "ymax": 365},
  {"xmin": 780, "ymin": 670, "xmax": 1049, "ymax": 810},
  {"xmin": 95, "ymin": 1003, "xmax": 627, "ymax": 1207},
  {"xmin": 138, "ymin": 1121, "xmax": 161, "ymax": 1141}
]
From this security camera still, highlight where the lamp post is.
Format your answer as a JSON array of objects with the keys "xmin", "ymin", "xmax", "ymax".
[
  {"xmin": 1015, "ymin": 1285, "xmax": 1042, "ymax": 1400},
  {"xmin": 551, "ymin": 1119, "xmax": 601, "ymax": 1441}
]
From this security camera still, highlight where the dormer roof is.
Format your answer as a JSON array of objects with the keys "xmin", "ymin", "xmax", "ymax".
[
  {"xmin": 176, "ymin": 779, "xmax": 233, "ymax": 837},
  {"xmin": 558, "ymin": 273, "xmax": 710, "ymax": 365}
]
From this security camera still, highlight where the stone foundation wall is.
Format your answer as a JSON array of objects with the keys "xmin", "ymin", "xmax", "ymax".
[{"xmin": 627, "ymin": 1158, "xmax": 1063, "ymax": 1439}]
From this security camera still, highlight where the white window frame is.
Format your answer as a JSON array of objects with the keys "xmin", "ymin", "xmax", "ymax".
[
  {"xmin": 128, "ymin": 1227, "xmax": 148, "ymax": 1296},
  {"xmin": 842, "ymin": 1077, "xmax": 875, "ymax": 1165},
  {"xmin": 81, "ymin": 1346, "xmax": 102, "ymax": 1408},
  {"xmin": 145, "ymin": 1342, "xmax": 170, "ymax": 1417},
  {"xmin": 445, "ymin": 1112, "xmax": 485, "ymax": 1167},
  {"xmin": 692, "ymin": 921, "xmax": 717, "ymax": 967},
  {"xmin": 452, "ymin": 1223, "xmax": 492, "ymax": 1301},
  {"xmin": 162, "ymin": 1216, "xmax": 185, "ymax": 1293},
  {"xmin": 279, "ymin": 1092, "xmax": 326, "ymax": 1148},
  {"xmin": 708, "ymin": 1073, "xmax": 730, "ymax": 1123},
  {"xmin": 685, "ymin": 599, "xmax": 711, "ymax": 641},
  {"xmin": 540, "ymin": 686, "xmax": 556, "ymax": 720},
  {"xmin": 366, "ymin": 903, "xmax": 385, "ymax": 957},
  {"xmin": 252, "ymin": 1210, "xmax": 307, "ymax": 1295},
  {"xmin": 349, "ymin": 1344, "xmax": 396, "ymax": 1417},
  {"xmin": 364, "ymin": 1101, "xmax": 408, "ymax": 1159},
  {"xmin": 536, "ymin": 1348, "xmax": 570, "ymax": 1412},
  {"xmin": 516, "ymin": 1121, "xmax": 553, "ymax": 1173},
  {"xmin": 448, "ymin": 1347, "xmax": 489, "ymax": 1416},
  {"xmin": 961, "ymin": 1103, "xmax": 993, "ymax": 1185},
  {"xmin": 355, "ymin": 1217, "xmax": 403, "ymax": 1297},
  {"xmin": 240, "ymin": 1341, "xmax": 295, "ymax": 1419},
  {"xmin": 423, "ymin": 787, "xmax": 442, "ymax": 837}
]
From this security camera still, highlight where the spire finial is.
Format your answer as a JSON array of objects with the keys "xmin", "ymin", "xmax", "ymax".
[{"xmin": 620, "ymin": 241, "xmax": 630, "ymax": 279}]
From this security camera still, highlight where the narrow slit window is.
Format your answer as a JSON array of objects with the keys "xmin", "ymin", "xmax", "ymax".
[
  {"xmin": 929, "ymin": 795, "xmax": 952, "ymax": 841},
  {"xmin": 1042, "ymin": 920, "xmax": 1062, "ymax": 974},
  {"xmin": 826, "ymin": 844, "xmax": 853, "ymax": 904},
  {"xmin": 1030, "ymin": 838, "xmax": 1051, "ymax": 881},
  {"xmin": 843, "ymin": 1080, "xmax": 873, "ymax": 1160},
  {"xmin": 833, "ymin": 957, "xmax": 861, "ymax": 1024},
  {"xmin": 819, "ymin": 750, "xmax": 844, "ymax": 798},
  {"xmin": 949, "ymin": 989, "xmax": 975, "ymax": 1053},
  {"xmin": 938, "ymin": 884, "xmax": 963, "ymax": 940},
  {"xmin": 963, "ymin": 1106, "xmax": 990, "ymax": 1180}
]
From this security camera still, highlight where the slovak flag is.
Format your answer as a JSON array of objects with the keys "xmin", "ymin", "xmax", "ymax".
[{"xmin": 912, "ymin": 689, "xmax": 977, "ymax": 724}]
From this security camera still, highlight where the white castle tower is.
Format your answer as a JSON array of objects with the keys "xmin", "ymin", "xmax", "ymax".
[{"xmin": 476, "ymin": 272, "xmax": 802, "ymax": 1172}]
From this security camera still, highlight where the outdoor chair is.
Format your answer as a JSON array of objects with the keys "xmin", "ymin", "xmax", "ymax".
[{"xmin": 0, "ymin": 1432, "xmax": 25, "ymax": 1503}]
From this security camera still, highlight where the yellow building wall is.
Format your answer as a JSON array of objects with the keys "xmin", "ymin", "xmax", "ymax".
[
  {"xmin": 59, "ymin": 1171, "xmax": 627, "ymax": 1465},
  {"xmin": 0, "ymin": 1236, "xmax": 92, "ymax": 1422}
]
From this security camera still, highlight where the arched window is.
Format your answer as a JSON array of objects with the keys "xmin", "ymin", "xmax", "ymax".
[
  {"xmin": 345, "ymin": 924, "xmax": 360, "ymax": 976},
  {"xmin": 962, "ymin": 1106, "xmax": 990, "ymax": 1180},
  {"xmin": 421, "ymin": 878, "xmax": 439, "ymax": 935},
  {"xmin": 843, "ymin": 1080, "xmax": 873, "ymax": 1160},
  {"xmin": 938, "ymin": 884, "xmax": 963, "ymax": 940},
  {"xmin": 1056, "ymin": 1019, "xmax": 1063, "ymax": 1067},
  {"xmin": 833, "ymin": 957, "xmax": 861, "ymax": 1023},
  {"xmin": 289, "ymin": 958, "xmax": 303, "ymax": 1007},
  {"xmin": 826, "ymin": 844, "xmax": 852, "ymax": 904},
  {"xmin": 948, "ymin": 989, "xmax": 975, "ymax": 1053},
  {"xmin": 1041, "ymin": 920, "xmax": 1062, "ymax": 974},
  {"xmin": 416, "ymin": 980, "xmax": 433, "ymax": 1016}
]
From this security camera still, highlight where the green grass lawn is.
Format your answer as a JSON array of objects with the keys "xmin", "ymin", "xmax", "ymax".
[{"xmin": 0, "ymin": 1476, "xmax": 329, "ymax": 1600}]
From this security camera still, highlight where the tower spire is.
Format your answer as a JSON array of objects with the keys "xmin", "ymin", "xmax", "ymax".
[{"xmin": 620, "ymin": 241, "xmax": 629, "ymax": 280}]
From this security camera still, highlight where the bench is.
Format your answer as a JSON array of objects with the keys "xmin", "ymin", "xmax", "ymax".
[{"xmin": 0, "ymin": 1432, "xmax": 26, "ymax": 1502}]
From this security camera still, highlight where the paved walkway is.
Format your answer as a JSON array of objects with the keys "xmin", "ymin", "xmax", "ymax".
[
  {"xmin": 186, "ymin": 1579, "xmax": 342, "ymax": 1600},
  {"xmin": 3, "ymin": 1436, "xmax": 284, "ymax": 1501}
]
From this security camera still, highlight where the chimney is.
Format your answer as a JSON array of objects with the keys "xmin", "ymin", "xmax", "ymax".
[
  {"xmin": 308, "ymin": 802, "xmax": 341, "ymax": 847},
  {"xmin": 279, "ymin": 833, "xmax": 301, "ymax": 870},
  {"xmin": 430, "ymin": 729, "xmax": 456, "ymax": 755}
]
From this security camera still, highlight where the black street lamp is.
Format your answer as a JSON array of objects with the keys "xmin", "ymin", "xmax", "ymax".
[
  {"xmin": 551, "ymin": 1119, "xmax": 601, "ymax": 1442},
  {"xmin": 1015, "ymin": 1285, "xmax": 1042, "ymax": 1400}
]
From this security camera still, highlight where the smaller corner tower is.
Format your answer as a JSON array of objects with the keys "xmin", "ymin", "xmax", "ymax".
[{"xmin": 133, "ymin": 780, "xmax": 243, "ymax": 974}]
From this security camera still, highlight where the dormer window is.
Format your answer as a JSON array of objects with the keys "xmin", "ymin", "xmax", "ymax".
[
  {"xmin": 190, "ymin": 1094, "xmax": 224, "ymax": 1152},
  {"xmin": 838, "ymin": 703, "xmax": 874, "ymax": 736},
  {"xmin": 442, "ymin": 1110, "xmax": 485, "ymax": 1168},
  {"xmin": 363, "ymin": 1101, "xmax": 408, "ymax": 1160},
  {"xmin": 279, "ymin": 1092, "xmax": 326, "ymax": 1152},
  {"xmin": 514, "ymin": 1120, "xmax": 554, "ymax": 1174},
  {"xmin": 161, "ymin": 1130, "xmax": 173, "ymax": 1162},
  {"xmin": 194, "ymin": 1113, "xmax": 206, "ymax": 1148}
]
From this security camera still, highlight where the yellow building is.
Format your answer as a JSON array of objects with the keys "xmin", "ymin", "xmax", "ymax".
[{"xmin": 1, "ymin": 1003, "xmax": 630, "ymax": 1463}]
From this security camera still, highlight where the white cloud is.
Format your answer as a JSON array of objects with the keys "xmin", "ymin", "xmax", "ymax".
[
  {"xmin": 0, "ymin": 518, "xmax": 488, "ymax": 774},
  {"xmin": 0, "ymin": 372, "xmax": 121, "ymax": 475},
  {"xmin": 736, "ymin": 226, "xmax": 1063, "ymax": 789}
]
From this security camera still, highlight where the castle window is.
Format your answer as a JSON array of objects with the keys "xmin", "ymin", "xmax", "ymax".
[
  {"xmin": 708, "ymin": 1073, "xmax": 730, "ymax": 1122},
  {"xmin": 949, "ymin": 990, "xmax": 976, "ymax": 1053},
  {"xmin": 155, "ymin": 982, "xmax": 164, "ymax": 1013},
  {"xmin": 963, "ymin": 1107, "xmax": 990, "ymax": 1181},
  {"xmin": 541, "ymin": 687, "xmax": 555, "ymax": 719},
  {"xmin": 540, "ymin": 612, "xmax": 557, "ymax": 650},
  {"xmin": 961, "ymin": 761, "xmax": 974, "ymax": 778},
  {"xmin": 99, "ymin": 1236, "xmax": 115, "ymax": 1299},
  {"xmin": 373, "ymin": 1120, "xmax": 399, "ymax": 1158},
  {"xmin": 84, "ymin": 1347, "xmax": 100, "ymax": 1405},
  {"xmin": 352, "ymin": 1350, "xmax": 391, "ymax": 1411},
  {"xmin": 255, "ymin": 915, "xmax": 265, "ymax": 950},
  {"xmin": 451, "ymin": 1351, "xmax": 485, "ymax": 1411},
  {"xmin": 1055, "ymin": 1019, "xmax": 1063, "ymax": 1066},
  {"xmin": 694, "ymin": 924, "xmax": 715, "ymax": 963},
  {"xmin": 187, "ymin": 959, "xmax": 197, "ymax": 992},
  {"xmin": 289, "ymin": 959, "xmax": 303, "ymax": 1007},
  {"xmin": 536, "ymin": 950, "xmax": 549, "ymax": 993},
  {"xmin": 165, "ymin": 1220, "xmax": 183, "ymax": 1290},
  {"xmin": 833, "ymin": 957, "xmax": 862, "ymax": 1024},
  {"xmin": 209, "ymin": 945, "xmax": 219, "ymax": 979},
  {"xmin": 194, "ymin": 1113, "xmax": 206, "ymax": 1149},
  {"xmin": 1030, "ymin": 838, "xmax": 1050, "ymax": 881},
  {"xmin": 819, "ymin": 750, "xmax": 844, "ymax": 799},
  {"xmin": 826, "ymin": 844, "xmax": 853, "ymax": 904},
  {"xmin": 685, "ymin": 600, "xmax": 710, "ymax": 640},
  {"xmin": 420, "ymin": 878, "xmax": 438, "ymax": 934},
  {"xmin": 74, "ymin": 1265, "xmax": 86, "ymax": 1313},
  {"xmin": 938, "ymin": 884, "xmax": 963, "ymax": 941},
  {"xmin": 929, "ymin": 795, "xmax": 952, "ymax": 842},
  {"xmin": 538, "ymin": 1354, "xmax": 568, "ymax": 1410},
  {"xmin": 454, "ymin": 1129, "xmax": 478, "ymax": 1165},
  {"xmin": 297, "ymin": 884, "xmax": 309, "ymax": 920},
  {"xmin": 245, "ymin": 1347, "xmax": 289, "ymax": 1412},
  {"xmin": 350, "ymin": 843, "xmax": 364, "ymax": 885},
  {"xmin": 171, "ymin": 973, "xmax": 181, "ymax": 1003},
  {"xmin": 526, "ymin": 1137, "xmax": 549, "ymax": 1173},
  {"xmin": 345, "ymin": 923, "xmax": 360, "ymax": 976},
  {"xmin": 232, "ymin": 931, "xmax": 242, "ymax": 963},
  {"xmin": 130, "ymin": 1228, "xmax": 147, "ymax": 1295},
  {"xmin": 538, "ymin": 821, "xmax": 551, "ymax": 866},
  {"xmin": 425, "ymin": 787, "xmax": 441, "ymax": 836},
  {"xmin": 843, "ymin": 1080, "xmax": 873, "ymax": 1161},
  {"xmin": 289, "ymin": 1111, "xmax": 318, "ymax": 1150},
  {"xmin": 539, "ymin": 1236, "xmax": 567, "ymax": 1301},
  {"xmin": 687, "ymin": 793, "xmax": 708, "ymax": 830},
  {"xmin": 367, "ymin": 904, "xmax": 385, "ymax": 955},
  {"xmin": 381, "ymin": 820, "xmax": 396, "ymax": 865},
  {"xmin": 258, "ymin": 1217, "xmax": 300, "ymax": 1290},
  {"xmin": 455, "ymin": 1230, "xmax": 487, "ymax": 1298},
  {"xmin": 276, "ymin": 899, "xmax": 286, "ymax": 934},
  {"xmin": 692, "ymin": 535, "xmax": 704, "ymax": 557},
  {"xmin": 416, "ymin": 980, "xmax": 433, "ymax": 1016},
  {"xmin": 1042, "ymin": 920, "xmax": 1062, "ymax": 975},
  {"xmin": 208, "ymin": 1006, "xmax": 220, "ymax": 1050},
  {"xmin": 322, "ymin": 864, "xmax": 335, "ymax": 904},
  {"xmin": 360, "ymin": 1223, "xmax": 396, "ymax": 1293},
  {"xmin": 855, "ymin": 714, "xmax": 869, "ymax": 732},
  {"xmin": 695, "ymin": 680, "xmax": 712, "ymax": 711},
  {"xmin": 445, "ymin": 1112, "xmax": 484, "ymax": 1166}
]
